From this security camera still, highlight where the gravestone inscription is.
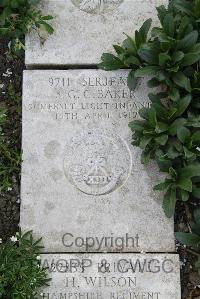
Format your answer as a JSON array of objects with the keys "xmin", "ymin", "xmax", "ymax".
[
  {"xmin": 20, "ymin": 69, "xmax": 174, "ymax": 252},
  {"xmin": 39, "ymin": 253, "xmax": 181, "ymax": 299}
]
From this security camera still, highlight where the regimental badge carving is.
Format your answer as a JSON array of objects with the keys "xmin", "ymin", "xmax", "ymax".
[
  {"xmin": 71, "ymin": 0, "xmax": 123, "ymax": 14},
  {"xmin": 63, "ymin": 131, "xmax": 132, "ymax": 195}
]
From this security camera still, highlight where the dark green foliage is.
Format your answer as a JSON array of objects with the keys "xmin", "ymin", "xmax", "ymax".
[
  {"xmin": 176, "ymin": 208, "xmax": 200, "ymax": 275},
  {"xmin": 176, "ymin": 208, "xmax": 200, "ymax": 247},
  {"xmin": 99, "ymin": 0, "xmax": 200, "ymax": 275},
  {"xmin": 99, "ymin": 0, "xmax": 200, "ymax": 218},
  {"xmin": 0, "ymin": 0, "xmax": 54, "ymax": 52},
  {"xmin": 0, "ymin": 231, "xmax": 51, "ymax": 298},
  {"xmin": 0, "ymin": 104, "xmax": 21, "ymax": 191}
]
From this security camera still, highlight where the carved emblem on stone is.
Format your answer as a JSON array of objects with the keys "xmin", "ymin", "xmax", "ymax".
[
  {"xmin": 71, "ymin": 0, "xmax": 123, "ymax": 14},
  {"xmin": 63, "ymin": 130, "xmax": 132, "ymax": 195}
]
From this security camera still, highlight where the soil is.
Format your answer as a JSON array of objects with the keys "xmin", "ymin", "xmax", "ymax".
[
  {"xmin": 0, "ymin": 38, "xmax": 23, "ymax": 241},
  {"xmin": 0, "ymin": 38, "xmax": 200, "ymax": 299},
  {"xmin": 175, "ymin": 202, "xmax": 200, "ymax": 298}
]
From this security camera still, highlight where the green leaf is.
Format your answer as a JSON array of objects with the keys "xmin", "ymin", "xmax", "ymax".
[
  {"xmin": 11, "ymin": 0, "xmax": 20, "ymax": 8},
  {"xmin": 192, "ymin": 186, "xmax": 200, "ymax": 199},
  {"xmin": 180, "ymin": 164, "xmax": 200, "ymax": 178},
  {"xmin": 173, "ymin": 95, "xmax": 192, "ymax": 118},
  {"xmin": 113, "ymin": 45, "xmax": 125, "ymax": 55},
  {"xmin": 169, "ymin": 88, "xmax": 180, "ymax": 102},
  {"xmin": 139, "ymin": 107, "xmax": 149, "ymax": 120},
  {"xmin": 99, "ymin": 53, "xmax": 125, "ymax": 70},
  {"xmin": 169, "ymin": 167, "xmax": 177, "ymax": 179},
  {"xmin": 167, "ymin": 146, "xmax": 180, "ymax": 159},
  {"xmin": 135, "ymin": 30, "xmax": 143, "ymax": 48},
  {"xmin": 176, "ymin": 232, "xmax": 200, "ymax": 247},
  {"xmin": 156, "ymin": 5, "xmax": 168, "ymax": 24},
  {"xmin": 125, "ymin": 56, "xmax": 140, "ymax": 66},
  {"xmin": 149, "ymin": 92, "xmax": 167, "ymax": 102},
  {"xmin": 129, "ymin": 120, "xmax": 145, "ymax": 131},
  {"xmin": 155, "ymin": 122, "xmax": 168, "ymax": 134},
  {"xmin": 190, "ymin": 43, "xmax": 200, "ymax": 53},
  {"xmin": 148, "ymin": 108, "xmax": 157, "ymax": 127},
  {"xmin": 194, "ymin": 208, "xmax": 200, "ymax": 224},
  {"xmin": 178, "ymin": 177, "xmax": 192, "ymax": 192},
  {"xmin": 127, "ymin": 70, "xmax": 137, "ymax": 91},
  {"xmin": 177, "ymin": 127, "xmax": 191, "ymax": 143},
  {"xmin": 159, "ymin": 53, "xmax": 171, "ymax": 66},
  {"xmin": 195, "ymin": 257, "xmax": 200, "ymax": 276},
  {"xmin": 180, "ymin": 189, "xmax": 189, "ymax": 201},
  {"xmin": 135, "ymin": 66, "xmax": 159, "ymax": 77},
  {"xmin": 181, "ymin": 52, "xmax": 200, "ymax": 66},
  {"xmin": 155, "ymin": 134, "xmax": 168, "ymax": 145},
  {"xmin": 168, "ymin": 65, "xmax": 179, "ymax": 73},
  {"xmin": 195, "ymin": 0, "xmax": 200, "ymax": 17},
  {"xmin": 174, "ymin": 0, "xmax": 195, "ymax": 17},
  {"xmin": 147, "ymin": 78, "xmax": 160, "ymax": 87},
  {"xmin": 139, "ymin": 136, "xmax": 152, "ymax": 149},
  {"xmin": 139, "ymin": 18, "xmax": 152, "ymax": 43},
  {"xmin": 138, "ymin": 47, "xmax": 159, "ymax": 64},
  {"xmin": 177, "ymin": 16, "xmax": 191, "ymax": 39},
  {"xmin": 156, "ymin": 156, "xmax": 172, "ymax": 172},
  {"xmin": 169, "ymin": 118, "xmax": 187, "ymax": 136},
  {"xmin": 41, "ymin": 22, "xmax": 54, "ymax": 34},
  {"xmin": 163, "ymin": 13, "xmax": 175, "ymax": 37},
  {"xmin": 176, "ymin": 31, "xmax": 199, "ymax": 53},
  {"xmin": 192, "ymin": 131, "xmax": 200, "ymax": 143},
  {"xmin": 154, "ymin": 179, "xmax": 172, "ymax": 191},
  {"xmin": 0, "ymin": 27, "xmax": 9, "ymax": 35},
  {"xmin": 183, "ymin": 146, "xmax": 195, "ymax": 159},
  {"xmin": 172, "ymin": 51, "xmax": 184, "ymax": 64},
  {"xmin": 163, "ymin": 188, "xmax": 177, "ymax": 218},
  {"xmin": 41, "ymin": 15, "xmax": 54, "ymax": 21},
  {"xmin": 141, "ymin": 150, "xmax": 151, "ymax": 165},
  {"xmin": 123, "ymin": 34, "xmax": 137, "ymax": 53},
  {"xmin": 172, "ymin": 72, "xmax": 191, "ymax": 92}
]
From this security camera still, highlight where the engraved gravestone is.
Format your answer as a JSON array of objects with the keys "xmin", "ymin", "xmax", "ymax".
[
  {"xmin": 22, "ymin": 0, "xmax": 181, "ymax": 294},
  {"xmin": 20, "ymin": 69, "xmax": 175, "ymax": 252},
  {"xmin": 25, "ymin": 0, "xmax": 168, "ymax": 66},
  {"xmin": 39, "ymin": 254, "xmax": 181, "ymax": 298}
]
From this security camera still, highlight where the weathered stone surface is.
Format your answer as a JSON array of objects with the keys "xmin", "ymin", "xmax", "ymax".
[
  {"xmin": 39, "ymin": 253, "xmax": 181, "ymax": 298},
  {"xmin": 25, "ymin": 0, "xmax": 168, "ymax": 66},
  {"xmin": 21, "ymin": 69, "xmax": 174, "ymax": 252}
]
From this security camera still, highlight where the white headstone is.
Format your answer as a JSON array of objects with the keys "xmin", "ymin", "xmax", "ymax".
[
  {"xmin": 20, "ymin": 69, "xmax": 174, "ymax": 252},
  {"xmin": 25, "ymin": 0, "xmax": 168, "ymax": 66},
  {"xmin": 40, "ymin": 253, "xmax": 181, "ymax": 298}
]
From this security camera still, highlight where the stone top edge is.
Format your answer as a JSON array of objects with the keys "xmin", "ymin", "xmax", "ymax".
[{"xmin": 23, "ymin": 69, "xmax": 130, "ymax": 73}]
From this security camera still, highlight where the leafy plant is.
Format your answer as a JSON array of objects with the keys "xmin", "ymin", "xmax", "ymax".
[
  {"xmin": 0, "ymin": 0, "xmax": 54, "ymax": 52},
  {"xmin": 0, "ymin": 106, "xmax": 21, "ymax": 191},
  {"xmin": 99, "ymin": 0, "xmax": 200, "ymax": 217},
  {"xmin": 176, "ymin": 208, "xmax": 200, "ymax": 275},
  {"xmin": 0, "ymin": 231, "xmax": 50, "ymax": 299}
]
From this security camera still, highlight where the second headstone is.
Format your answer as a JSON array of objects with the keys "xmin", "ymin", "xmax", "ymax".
[{"xmin": 21, "ymin": 69, "xmax": 174, "ymax": 253}]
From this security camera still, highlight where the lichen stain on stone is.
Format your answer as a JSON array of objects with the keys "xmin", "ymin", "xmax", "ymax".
[
  {"xmin": 23, "ymin": 207, "xmax": 36, "ymax": 225},
  {"xmin": 44, "ymin": 140, "xmax": 61, "ymax": 159},
  {"xmin": 77, "ymin": 214, "xmax": 87, "ymax": 225},
  {"xmin": 27, "ymin": 153, "xmax": 39, "ymax": 164},
  {"xmin": 49, "ymin": 168, "xmax": 63, "ymax": 182},
  {"xmin": 44, "ymin": 201, "xmax": 55, "ymax": 211}
]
